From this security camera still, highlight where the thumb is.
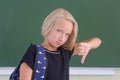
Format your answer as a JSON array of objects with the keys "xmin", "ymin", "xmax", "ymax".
[
  {"xmin": 80, "ymin": 43, "xmax": 90, "ymax": 64},
  {"xmin": 81, "ymin": 53, "xmax": 87, "ymax": 64}
]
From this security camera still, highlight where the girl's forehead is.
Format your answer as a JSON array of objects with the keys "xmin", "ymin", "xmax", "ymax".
[
  {"xmin": 52, "ymin": 18, "xmax": 73, "ymax": 33},
  {"xmin": 54, "ymin": 18, "xmax": 73, "ymax": 28}
]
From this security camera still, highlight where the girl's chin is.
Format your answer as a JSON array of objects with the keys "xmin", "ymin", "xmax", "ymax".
[{"xmin": 53, "ymin": 44, "xmax": 61, "ymax": 48}]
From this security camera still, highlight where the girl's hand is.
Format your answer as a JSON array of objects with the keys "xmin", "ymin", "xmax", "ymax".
[{"xmin": 73, "ymin": 42, "xmax": 91, "ymax": 64}]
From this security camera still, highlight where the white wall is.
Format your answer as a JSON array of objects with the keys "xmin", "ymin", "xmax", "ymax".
[
  {"xmin": 0, "ymin": 67, "xmax": 120, "ymax": 80},
  {"xmin": 70, "ymin": 67, "xmax": 120, "ymax": 80}
]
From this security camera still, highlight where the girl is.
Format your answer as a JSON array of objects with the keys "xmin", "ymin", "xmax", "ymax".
[{"xmin": 20, "ymin": 8, "xmax": 101, "ymax": 80}]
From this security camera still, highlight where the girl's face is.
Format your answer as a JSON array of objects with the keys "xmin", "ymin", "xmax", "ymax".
[{"xmin": 44, "ymin": 18, "xmax": 73, "ymax": 51}]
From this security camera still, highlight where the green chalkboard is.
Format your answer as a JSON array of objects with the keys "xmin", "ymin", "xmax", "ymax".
[{"xmin": 0, "ymin": 0, "xmax": 120, "ymax": 67}]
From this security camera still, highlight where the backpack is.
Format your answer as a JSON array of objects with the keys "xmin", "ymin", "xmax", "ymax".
[{"xmin": 9, "ymin": 44, "xmax": 47, "ymax": 80}]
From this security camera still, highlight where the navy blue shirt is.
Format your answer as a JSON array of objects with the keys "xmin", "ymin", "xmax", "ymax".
[{"xmin": 21, "ymin": 44, "xmax": 73, "ymax": 80}]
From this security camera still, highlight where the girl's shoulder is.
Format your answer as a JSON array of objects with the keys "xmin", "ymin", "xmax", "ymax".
[
  {"xmin": 21, "ymin": 43, "xmax": 37, "ymax": 69},
  {"xmin": 59, "ymin": 47, "xmax": 74, "ymax": 57},
  {"xmin": 59, "ymin": 46, "xmax": 73, "ymax": 53}
]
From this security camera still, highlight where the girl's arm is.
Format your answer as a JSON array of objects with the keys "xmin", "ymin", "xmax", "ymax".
[
  {"xmin": 73, "ymin": 37, "xmax": 102, "ymax": 64},
  {"xmin": 20, "ymin": 62, "xmax": 33, "ymax": 80}
]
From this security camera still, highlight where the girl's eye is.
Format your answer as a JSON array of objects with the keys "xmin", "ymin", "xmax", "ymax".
[
  {"xmin": 65, "ymin": 33, "xmax": 70, "ymax": 38},
  {"xmin": 57, "ymin": 29, "xmax": 62, "ymax": 33}
]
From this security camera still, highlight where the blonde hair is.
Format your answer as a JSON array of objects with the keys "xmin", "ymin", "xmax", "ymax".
[{"xmin": 41, "ymin": 8, "xmax": 78, "ymax": 50}]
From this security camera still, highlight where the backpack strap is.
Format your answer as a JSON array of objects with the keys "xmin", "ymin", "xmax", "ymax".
[
  {"xmin": 32, "ymin": 44, "xmax": 47, "ymax": 80},
  {"xmin": 9, "ymin": 64, "xmax": 20, "ymax": 80}
]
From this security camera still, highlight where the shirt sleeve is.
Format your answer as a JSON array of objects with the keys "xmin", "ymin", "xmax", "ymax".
[
  {"xmin": 69, "ymin": 49, "xmax": 74, "ymax": 59},
  {"xmin": 21, "ymin": 44, "xmax": 37, "ymax": 70}
]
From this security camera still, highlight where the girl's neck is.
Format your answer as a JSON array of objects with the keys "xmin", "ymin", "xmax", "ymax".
[{"xmin": 41, "ymin": 42, "xmax": 58, "ymax": 51}]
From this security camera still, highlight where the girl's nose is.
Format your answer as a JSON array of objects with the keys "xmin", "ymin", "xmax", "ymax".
[{"xmin": 59, "ymin": 34, "xmax": 65, "ymax": 42}]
